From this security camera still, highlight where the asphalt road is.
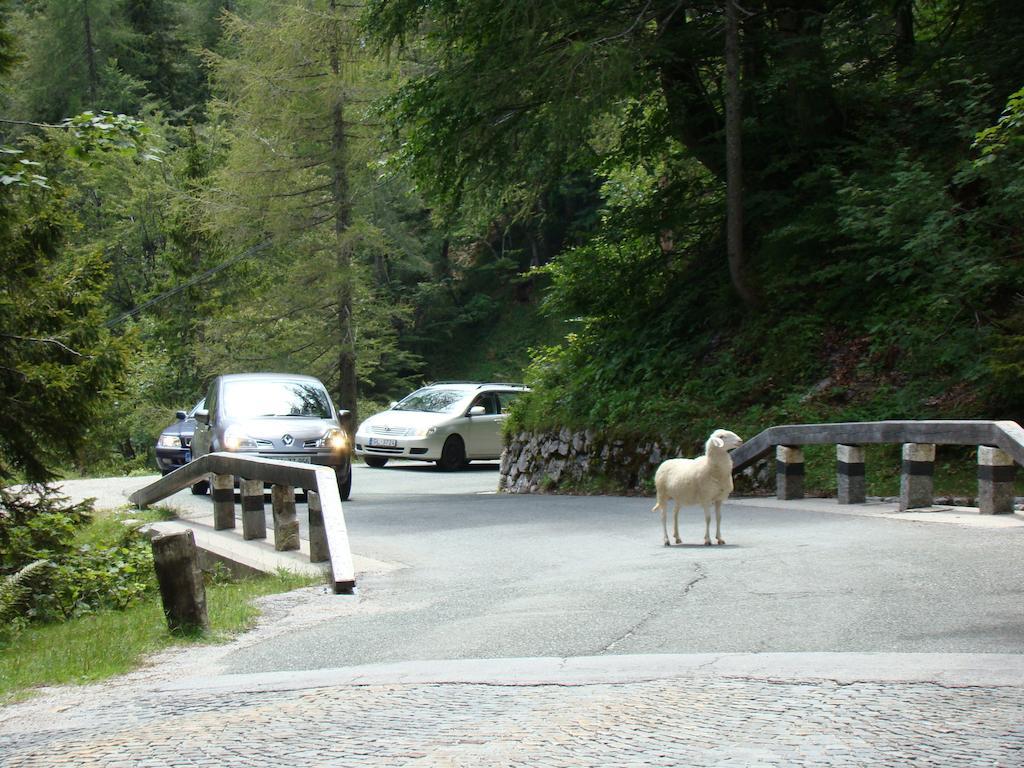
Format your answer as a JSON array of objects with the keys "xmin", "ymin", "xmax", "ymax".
[{"xmin": 60, "ymin": 462, "xmax": 1024, "ymax": 674}]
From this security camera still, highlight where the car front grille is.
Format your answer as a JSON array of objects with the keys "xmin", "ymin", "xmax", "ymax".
[{"xmin": 369, "ymin": 425, "xmax": 417, "ymax": 437}]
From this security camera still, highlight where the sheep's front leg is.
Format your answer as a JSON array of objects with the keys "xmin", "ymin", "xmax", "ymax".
[
  {"xmin": 703, "ymin": 504, "xmax": 712, "ymax": 545},
  {"xmin": 715, "ymin": 500, "xmax": 725, "ymax": 545}
]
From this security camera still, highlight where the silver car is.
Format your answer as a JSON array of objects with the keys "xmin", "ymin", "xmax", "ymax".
[
  {"xmin": 191, "ymin": 373, "xmax": 353, "ymax": 499},
  {"xmin": 355, "ymin": 382, "xmax": 529, "ymax": 470}
]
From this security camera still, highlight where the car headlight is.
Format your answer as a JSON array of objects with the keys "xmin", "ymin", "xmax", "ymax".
[
  {"xmin": 322, "ymin": 428, "xmax": 350, "ymax": 451},
  {"xmin": 223, "ymin": 425, "xmax": 258, "ymax": 451},
  {"xmin": 157, "ymin": 434, "xmax": 180, "ymax": 448},
  {"xmin": 413, "ymin": 425, "xmax": 437, "ymax": 438}
]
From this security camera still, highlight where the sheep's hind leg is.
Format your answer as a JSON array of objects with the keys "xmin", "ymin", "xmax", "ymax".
[
  {"xmin": 715, "ymin": 500, "xmax": 725, "ymax": 545},
  {"xmin": 673, "ymin": 502, "xmax": 682, "ymax": 544},
  {"xmin": 703, "ymin": 504, "xmax": 712, "ymax": 546},
  {"xmin": 659, "ymin": 503, "xmax": 671, "ymax": 547}
]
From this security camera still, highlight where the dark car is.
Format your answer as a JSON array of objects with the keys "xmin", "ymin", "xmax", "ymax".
[
  {"xmin": 155, "ymin": 398, "xmax": 205, "ymax": 475},
  {"xmin": 190, "ymin": 373, "xmax": 353, "ymax": 500}
]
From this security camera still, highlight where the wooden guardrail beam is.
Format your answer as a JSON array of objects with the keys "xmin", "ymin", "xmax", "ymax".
[
  {"xmin": 730, "ymin": 420, "xmax": 1024, "ymax": 474},
  {"xmin": 128, "ymin": 453, "xmax": 355, "ymax": 593}
]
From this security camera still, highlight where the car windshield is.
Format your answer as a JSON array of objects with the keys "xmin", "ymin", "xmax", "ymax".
[
  {"xmin": 393, "ymin": 388, "xmax": 469, "ymax": 414},
  {"xmin": 222, "ymin": 380, "xmax": 332, "ymax": 419}
]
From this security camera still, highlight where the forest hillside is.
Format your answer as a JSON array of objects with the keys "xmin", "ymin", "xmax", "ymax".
[{"xmin": 0, "ymin": 0, "xmax": 1021, "ymax": 485}]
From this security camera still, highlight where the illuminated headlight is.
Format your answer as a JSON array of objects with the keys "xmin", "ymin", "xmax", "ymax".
[
  {"xmin": 413, "ymin": 425, "xmax": 437, "ymax": 438},
  {"xmin": 322, "ymin": 428, "xmax": 349, "ymax": 451},
  {"xmin": 157, "ymin": 434, "xmax": 180, "ymax": 448},
  {"xmin": 223, "ymin": 425, "xmax": 258, "ymax": 451}
]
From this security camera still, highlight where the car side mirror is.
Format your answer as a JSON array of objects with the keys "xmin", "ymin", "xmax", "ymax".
[
  {"xmin": 468, "ymin": 405, "xmax": 486, "ymax": 417},
  {"xmin": 195, "ymin": 409, "xmax": 210, "ymax": 425},
  {"xmin": 175, "ymin": 410, "xmax": 187, "ymax": 421},
  {"xmin": 389, "ymin": 401, "xmax": 398, "ymax": 409}
]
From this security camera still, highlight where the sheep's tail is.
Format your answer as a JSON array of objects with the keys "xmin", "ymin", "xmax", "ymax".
[{"xmin": 651, "ymin": 497, "xmax": 664, "ymax": 514}]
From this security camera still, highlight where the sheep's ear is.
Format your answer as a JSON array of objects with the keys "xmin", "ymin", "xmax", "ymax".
[{"xmin": 712, "ymin": 437, "xmax": 725, "ymax": 449}]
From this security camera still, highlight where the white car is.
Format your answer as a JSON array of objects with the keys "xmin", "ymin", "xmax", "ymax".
[{"xmin": 355, "ymin": 382, "xmax": 529, "ymax": 470}]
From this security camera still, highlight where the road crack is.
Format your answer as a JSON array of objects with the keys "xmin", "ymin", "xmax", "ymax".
[{"xmin": 598, "ymin": 563, "xmax": 707, "ymax": 654}]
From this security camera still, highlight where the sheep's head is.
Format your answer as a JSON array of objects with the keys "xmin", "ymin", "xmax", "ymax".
[{"xmin": 707, "ymin": 429, "xmax": 743, "ymax": 452}]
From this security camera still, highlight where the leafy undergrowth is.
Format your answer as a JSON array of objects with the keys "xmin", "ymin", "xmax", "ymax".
[{"xmin": 1, "ymin": 493, "xmax": 321, "ymax": 703}]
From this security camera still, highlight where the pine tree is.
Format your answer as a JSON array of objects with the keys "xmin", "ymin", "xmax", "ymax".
[{"xmin": 201, "ymin": 1, "xmax": 415, "ymax": 424}]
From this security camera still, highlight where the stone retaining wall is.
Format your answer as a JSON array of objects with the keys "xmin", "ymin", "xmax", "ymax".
[{"xmin": 499, "ymin": 429, "xmax": 772, "ymax": 494}]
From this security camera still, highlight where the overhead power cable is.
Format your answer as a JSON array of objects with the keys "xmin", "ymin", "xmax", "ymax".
[{"xmin": 105, "ymin": 241, "xmax": 272, "ymax": 328}]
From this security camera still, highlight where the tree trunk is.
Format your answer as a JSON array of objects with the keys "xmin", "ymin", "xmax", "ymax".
[
  {"xmin": 724, "ymin": 0, "xmax": 757, "ymax": 308},
  {"xmin": 658, "ymin": 11, "xmax": 726, "ymax": 181},
  {"xmin": 82, "ymin": 0, "xmax": 99, "ymax": 106},
  {"xmin": 893, "ymin": 0, "xmax": 915, "ymax": 67},
  {"xmin": 329, "ymin": 0, "xmax": 358, "ymax": 429}
]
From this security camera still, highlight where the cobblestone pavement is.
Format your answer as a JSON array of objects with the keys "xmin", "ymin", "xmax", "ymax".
[{"xmin": 2, "ymin": 655, "xmax": 1022, "ymax": 767}]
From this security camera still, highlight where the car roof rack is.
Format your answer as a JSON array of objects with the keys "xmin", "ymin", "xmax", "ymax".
[{"xmin": 426, "ymin": 380, "xmax": 528, "ymax": 389}]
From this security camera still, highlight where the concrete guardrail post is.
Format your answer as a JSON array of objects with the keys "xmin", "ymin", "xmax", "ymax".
[
  {"xmin": 271, "ymin": 483, "xmax": 300, "ymax": 551},
  {"xmin": 836, "ymin": 444, "xmax": 866, "ymax": 504},
  {"xmin": 307, "ymin": 490, "xmax": 329, "ymax": 563},
  {"xmin": 776, "ymin": 446, "xmax": 804, "ymax": 500},
  {"xmin": 978, "ymin": 446, "xmax": 1016, "ymax": 515},
  {"xmin": 211, "ymin": 473, "xmax": 235, "ymax": 530},
  {"xmin": 240, "ymin": 478, "xmax": 267, "ymax": 540},
  {"xmin": 151, "ymin": 529, "xmax": 209, "ymax": 634},
  {"xmin": 900, "ymin": 443, "xmax": 935, "ymax": 511}
]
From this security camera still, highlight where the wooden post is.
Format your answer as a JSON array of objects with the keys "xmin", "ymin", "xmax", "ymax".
[
  {"xmin": 307, "ymin": 490, "xmax": 329, "ymax": 562},
  {"xmin": 211, "ymin": 473, "xmax": 235, "ymax": 530},
  {"xmin": 776, "ymin": 446, "xmax": 804, "ymax": 500},
  {"xmin": 900, "ymin": 443, "xmax": 935, "ymax": 511},
  {"xmin": 240, "ymin": 479, "xmax": 267, "ymax": 540},
  {"xmin": 978, "ymin": 446, "xmax": 1016, "ymax": 515},
  {"xmin": 151, "ymin": 529, "xmax": 209, "ymax": 634},
  {"xmin": 271, "ymin": 484, "xmax": 300, "ymax": 551},
  {"xmin": 836, "ymin": 444, "xmax": 866, "ymax": 504}
]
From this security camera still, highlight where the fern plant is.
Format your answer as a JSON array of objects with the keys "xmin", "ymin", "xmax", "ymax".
[{"xmin": 0, "ymin": 559, "xmax": 49, "ymax": 640}]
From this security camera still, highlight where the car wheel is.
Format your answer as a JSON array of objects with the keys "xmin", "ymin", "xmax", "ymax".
[
  {"xmin": 336, "ymin": 466, "xmax": 352, "ymax": 501},
  {"xmin": 437, "ymin": 435, "xmax": 466, "ymax": 471},
  {"xmin": 364, "ymin": 456, "xmax": 388, "ymax": 468},
  {"xmin": 190, "ymin": 478, "xmax": 209, "ymax": 495}
]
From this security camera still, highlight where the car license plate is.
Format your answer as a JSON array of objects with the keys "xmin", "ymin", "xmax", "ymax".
[
  {"xmin": 368, "ymin": 437, "xmax": 398, "ymax": 447},
  {"xmin": 278, "ymin": 455, "xmax": 312, "ymax": 463},
  {"xmin": 183, "ymin": 450, "xmax": 191, "ymax": 463}
]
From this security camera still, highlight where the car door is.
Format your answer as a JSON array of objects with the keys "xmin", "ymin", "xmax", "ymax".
[{"xmin": 464, "ymin": 392, "xmax": 504, "ymax": 458}]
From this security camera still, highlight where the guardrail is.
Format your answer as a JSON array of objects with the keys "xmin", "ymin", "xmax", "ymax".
[
  {"xmin": 129, "ymin": 453, "xmax": 355, "ymax": 593},
  {"xmin": 729, "ymin": 420, "xmax": 1023, "ymax": 513}
]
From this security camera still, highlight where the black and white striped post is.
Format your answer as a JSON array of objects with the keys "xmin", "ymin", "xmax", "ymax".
[
  {"xmin": 776, "ymin": 445, "xmax": 804, "ymax": 500},
  {"xmin": 271, "ymin": 484, "xmax": 300, "ymax": 551},
  {"xmin": 900, "ymin": 443, "xmax": 935, "ymax": 511},
  {"xmin": 978, "ymin": 446, "xmax": 1016, "ymax": 515},
  {"xmin": 240, "ymin": 478, "xmax": 267, "ymax": 540},
  {"xmin": 836, "ymin": 444, "xmax": 866, "ymax": 504},
  {"xmin": 211, "ymin": 473, "xmax": 235, "ymax": 530},
  {"xmin": 307, "ymin": 490, "xmax": 329, "ymax": 563}
]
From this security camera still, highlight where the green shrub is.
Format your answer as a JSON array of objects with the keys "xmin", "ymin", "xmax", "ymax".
[
  {"xmin": 0, "ymin": 485, "xmax": 156, "ymax": 633},
  {"xmin": 0, "ymin": 484, "xmax": 92, "ymax": 573}
]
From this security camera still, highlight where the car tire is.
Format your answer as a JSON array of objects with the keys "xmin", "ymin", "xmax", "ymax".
[
  {"xmin": 336, "ymin": 466, "xmax": 352, "ymax": 501},
  {"xmin": 437, "ymin": 435, "xmax": 466, "ymax": 471},
  {"xmin": 190, "ymin": 478, "xmax": 209, "ymax": 495},
  {"xmin": 364, "ymin": 456, "xmax": 388, "ymax": 468}
]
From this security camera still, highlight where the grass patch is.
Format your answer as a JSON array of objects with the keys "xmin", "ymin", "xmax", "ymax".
[{"xmin": 0, "ymin": 569, "xmax": 321, "ymax": 704}]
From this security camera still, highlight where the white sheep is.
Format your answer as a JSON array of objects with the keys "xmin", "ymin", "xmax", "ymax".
[{"xmin": 652, "ymin": 429, "xmax": 744, "ymax": 547}]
